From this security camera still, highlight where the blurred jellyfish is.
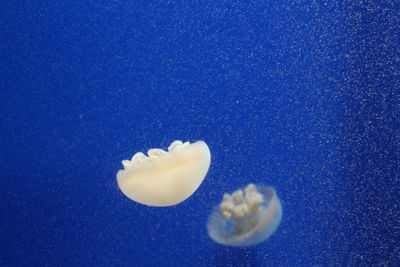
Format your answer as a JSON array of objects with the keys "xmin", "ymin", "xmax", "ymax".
[
  {"xmin": 207, "ymin": 184, "xmax": 282, "ymax": 246},
  {"xmin": 117, "ymin": 140, "xmax": 211, "ymax": 207}
]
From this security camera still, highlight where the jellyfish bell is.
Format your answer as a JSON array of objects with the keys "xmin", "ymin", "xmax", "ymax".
[
  {"xmin": 116, "ymin": 140, "xmax": 211, "ymax": 207},
  {"xmin": 207, "ymin": 184, "xmax": 282, "ymax": 247}
]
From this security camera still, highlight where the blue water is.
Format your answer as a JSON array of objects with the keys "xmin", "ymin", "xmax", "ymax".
[{"xmin": 1, "ymin": 1, "xmax": 399, "ymax": 266}]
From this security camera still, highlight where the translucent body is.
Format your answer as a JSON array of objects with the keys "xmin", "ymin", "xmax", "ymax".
[
  {"xmin": 117, "ymin": 140, "xmax": 211, "ymax": 207},
  {"xmin": 207, "ymin": 185, "xmax": 282, "ymax": 247}
]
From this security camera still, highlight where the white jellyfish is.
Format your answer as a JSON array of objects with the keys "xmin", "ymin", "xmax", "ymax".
[
  {"xmin": 116, "ymin": 140, "xmax": 211, "ymax": 207},
  {"xmin": 207, "ymin": 184, "xmax": 282, "ymax": 246}
]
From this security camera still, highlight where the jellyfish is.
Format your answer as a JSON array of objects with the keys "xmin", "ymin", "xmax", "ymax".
[
  {"xmin": 207, "ymin": 184, "xmax": 282, "ymax": 246},
  {"xmin": 116, "ymin": 140, "xmax": 211, "ymax": 207}
]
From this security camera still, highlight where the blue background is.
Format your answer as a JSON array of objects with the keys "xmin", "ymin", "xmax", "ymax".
[{"xmin": 1, "ymin": 0, "xmax": 399, "ymax": 266}]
